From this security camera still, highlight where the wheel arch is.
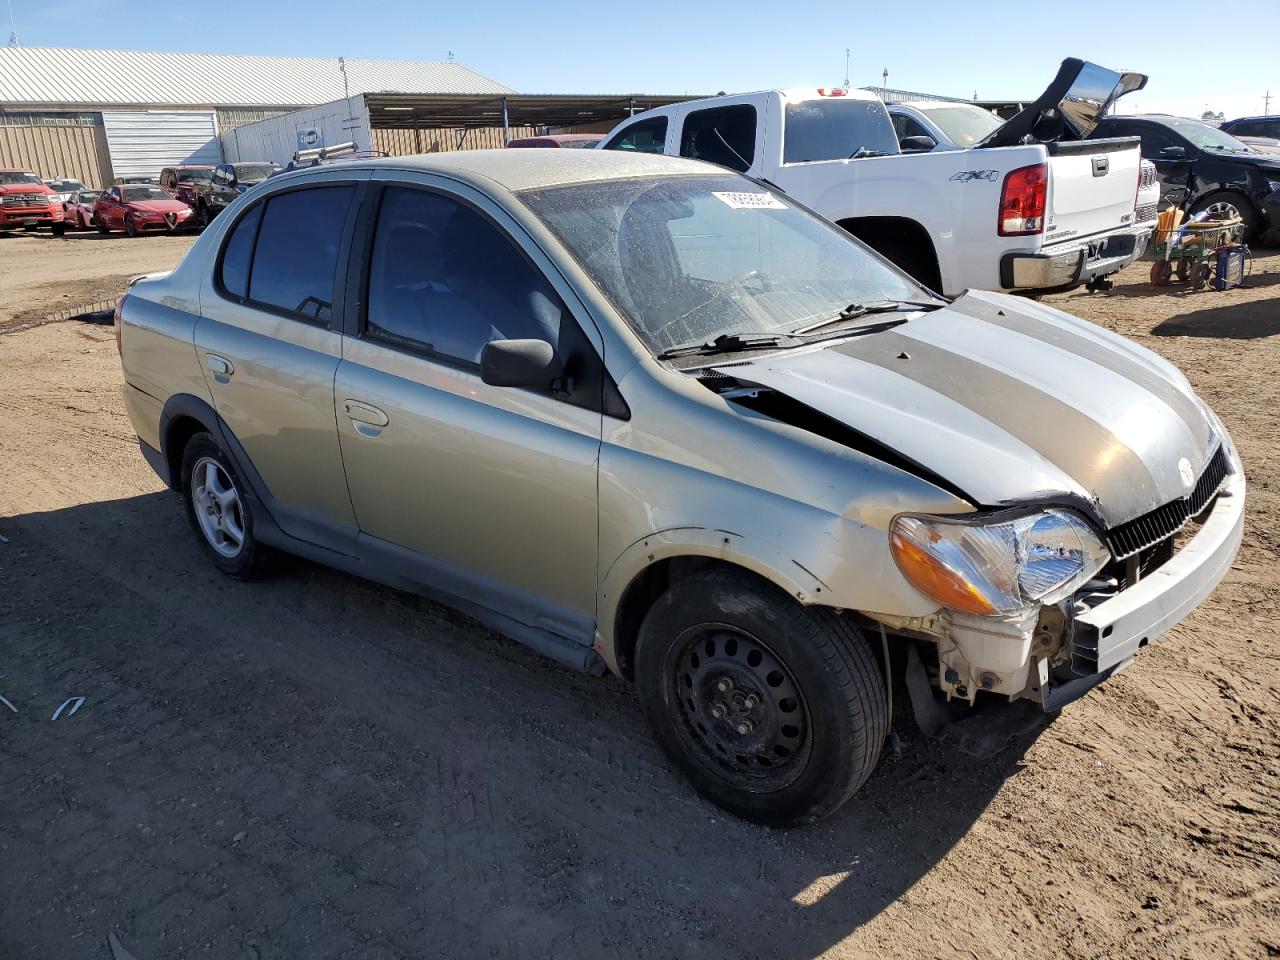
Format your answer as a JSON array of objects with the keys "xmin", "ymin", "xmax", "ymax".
[
  {"xmin": 158, "ymin": 393, "xmax": 222, "ymax": 491},
  {"xmin": 836, "ymin": 215, "xmax": 943, "ymax": 292},
  {"xmin": 598, "ymin": 529, "xmax": 830, "ymax": 680}
]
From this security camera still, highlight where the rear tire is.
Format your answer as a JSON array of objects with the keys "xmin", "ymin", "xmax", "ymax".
[
  {"xmin": 635, "ymin": 567, "xmax": 887, "ymax": 827},
  {"xmin": 180, "ymin": 432, "xmax": 273, "ymax": 580}
]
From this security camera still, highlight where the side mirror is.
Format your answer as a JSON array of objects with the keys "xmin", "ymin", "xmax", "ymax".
[
  {"xmin": 1158, "ymin": 145, "xmax": 1187, "ymax": 160},
  {"xmin": 481, "ymin": 338, "xmax": 564, "ymax": 390},
  {"xmin": 899, "ymin": 135, "xmax": 937, "ymax": 153}
]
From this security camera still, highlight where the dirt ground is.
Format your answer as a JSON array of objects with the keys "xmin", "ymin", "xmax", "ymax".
[{"xmin": 1, "ymin": 228, "xmax": 1277, "ymax": 960}]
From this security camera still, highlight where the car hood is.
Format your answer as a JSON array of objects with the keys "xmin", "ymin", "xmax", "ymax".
[
  {"xmin": 979, "ymin": 58, "xmax": 1147, "ymax": 149},
  {"xmin": 0, "ymin": 183, "xmax": 53, "ymax": 196},
  {"xmin": 720, "ymin": 290, "xmax": 1216, "ymax": 527},
  {"xmin": 126, "ymin": 199, "xmax": 188, "ymax": 213}
]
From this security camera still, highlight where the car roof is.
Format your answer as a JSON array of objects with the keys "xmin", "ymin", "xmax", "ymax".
[
  {"xmin": 273, "ymin": 148, "xmax": 717, "ymax": 193},
  {"xmin": 1223, "ymin": 115, "xmax": 1279, "ymax": 123}
]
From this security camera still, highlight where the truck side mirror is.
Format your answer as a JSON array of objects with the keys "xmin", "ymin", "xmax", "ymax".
[{"xmin": 899, "ymin": 135, "xmax": 937, "ymax": 153}]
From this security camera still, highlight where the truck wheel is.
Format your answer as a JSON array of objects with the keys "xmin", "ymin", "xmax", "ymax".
[
  {"xmin": 21, "ymin": 223, "xmax": 36, "ymax": 232},
  {"xmin": 51, "ymin": 222, "xmax": 66, "ymax": 238},
  {"xmin": 1190, "ymin": 191, "xmax": 1259, "ymax": 242},
  {"xmin": 635, "ymin": 567, "xmax": 887, "ymax": 827},
  {"xmin": 180, "ymin": 432, "xmax": 273, "ymax": 580}
]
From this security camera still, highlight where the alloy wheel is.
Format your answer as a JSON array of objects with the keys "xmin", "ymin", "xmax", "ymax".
[{"xmin": 191, "ymin": 457, "xmax": 246, "ymax": 558}]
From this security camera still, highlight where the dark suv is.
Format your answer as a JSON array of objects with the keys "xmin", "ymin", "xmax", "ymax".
[
  {"xmin": 190, "ymin": 162, "xmax": 280, "ymax": 226},
  {"xmin": 1089, "ymin": 114, "xmax": 1280, "ymax": 242},
  {"xmin": 1221, "ymin": 116, "xmax": 1280, "ymax": 140}
]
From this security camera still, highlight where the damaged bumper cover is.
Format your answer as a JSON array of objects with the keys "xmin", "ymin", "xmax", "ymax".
[{"xmin": 1042, "ymin": 470, "xmax": 1245, "ymax": 710}]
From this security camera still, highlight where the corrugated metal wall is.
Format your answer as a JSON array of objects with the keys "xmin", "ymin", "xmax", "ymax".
[
  {"xmin": 100, "ymin": 110, "xmax": 220, "ymax": 178},
  {"xmin": 215, "ymin": 107, "xmax": 294, "ymax": 131},
  {"xmin": 0, "ymin": 113, "xmax": 113, "ymax": 187},
  {"xmin": 371, "ymin": 124, "xmax": 539, "ymax": 155},
  {"xmin": 221, "ymin": 96, "xmax": 370, "ymax": 165}
]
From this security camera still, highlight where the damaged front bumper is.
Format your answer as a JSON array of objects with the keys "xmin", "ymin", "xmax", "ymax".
[{"xmin": 923, "ymin": 465, "xmax": 1244, "ymax": 712}]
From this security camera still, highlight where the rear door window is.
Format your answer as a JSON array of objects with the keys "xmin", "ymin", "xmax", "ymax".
[
  {"xmin": 784, "ymin": 99, "xmax": 900, "ymax": 163},
  {"xmin": 678, "ymin": 104, "xmax": 757, "ymax": 172},
  {"xmin": 602, "ymin": 116, "xmax": 668, "ymax": 154},
  {"xmin": 244, "ymin": 186, "xmax": 354, "ymax": 322}
]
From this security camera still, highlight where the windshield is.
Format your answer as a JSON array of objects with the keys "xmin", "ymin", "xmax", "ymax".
[
  {"xmin": 783, "ymin": 99, "xmax": 901, "ymax": 163},
  {"xmin": 920, "ymin": 105, "xmax": 1003, "ymax": 147},
  {"xmin": 50, "ymin": 179, "xmax": 85, "ymax": 192},
  {"xmin": 519, "ymin": 174, "xmax": 932, "ymax": 357},
  {"xmin": 122, "ymin": 186, "xmax": 173, "ymax": 201},
  {"xmin": 234, "ymin": 163, "xmax": 278, "ymax": 182},
  {"xmin": 559, "ymin": 138, "xmax": 601, "ymax": 149},
  {"xmin": 0, "ymin": 171, "xmax": 42, "ymax": 186},
  {"xmin": 178, "ymin": 169, "xmax": 213, "ymax": 182},
  {"xmin": 1161, "ymin": 117, "xmax": 1252, "ymax": 153},
  {"xmin": 79, "ymin": 190, "xmax": 103, "ymax": 202}
]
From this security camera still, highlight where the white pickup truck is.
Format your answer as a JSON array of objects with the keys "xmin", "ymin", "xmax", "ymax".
[{"xmin": 599, "ymin": 59, "xmax": 1152, "ymax": 297}]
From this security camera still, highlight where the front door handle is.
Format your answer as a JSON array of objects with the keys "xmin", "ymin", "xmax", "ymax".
[
  {"xmin": 205, "ymin": 354, "xmax": 234, "ymax": 382},
  {"xmin": 343, "ymin": 399, "xmax": 389, "ymax": 437}
]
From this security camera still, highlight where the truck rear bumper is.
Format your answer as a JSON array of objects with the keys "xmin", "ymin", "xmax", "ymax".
[{"xmin": 1000, "ymin": 229, "xmax": 1146, "ymax": 291}]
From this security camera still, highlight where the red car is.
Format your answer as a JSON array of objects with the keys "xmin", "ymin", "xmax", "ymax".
[
  {"xmin": 0, "ymin": 167, "xmax": 66, "ymax": 235},
  {"xmin": 506, "ymin": 133, "xmax": 604, "ymax": 149},
  {"xmin": 93, "ymin": 184, "xmax": 195, "ymax": 237}
]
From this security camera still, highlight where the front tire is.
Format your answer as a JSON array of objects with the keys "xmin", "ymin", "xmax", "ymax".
[
  {"xmin": 124, "ymin": 216, "xmax": 138, "ymax": 238},
  {"xmin": 97, "ymin": 219, "xmax": 109, "ymax": 235},
  {"xmin": 180, "ymin": 432, "xmax": 273, "ymax": 579},
  {"xmin": 635, "ymin": 568, "xmax": 887, "ymax": 827},
  {"xmin": 51, "ymin": 222, "xmax": 65, "ymax": 237}
]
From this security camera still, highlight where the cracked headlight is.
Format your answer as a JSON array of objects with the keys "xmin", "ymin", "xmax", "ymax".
[{"xmin": 890, "ymin": 509, "xmax": 1111, "ymax": 616}]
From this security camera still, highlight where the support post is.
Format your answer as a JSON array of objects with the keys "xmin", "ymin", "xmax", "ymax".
[{"xmin": 501, "ymin": 97, "xmax": 510, "ymax": 146}]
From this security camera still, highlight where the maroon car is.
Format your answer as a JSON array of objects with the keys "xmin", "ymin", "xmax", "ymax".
[
  {"xmin": 506, "ymin": 133, "xmax": 603, "ymax": 149},
  {"xmin": 159, "ymin": 165, "xmax": 214, "ymax": 205},
  {"xmin": 94, "ymin": 184, "xmax": 195, "ymax": 237}
]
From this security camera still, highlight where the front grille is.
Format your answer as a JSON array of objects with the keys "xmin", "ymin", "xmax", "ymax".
[
  {"xmin": 2, "ymin": 193, "xmax": 49, "ymax": 206},
  {"xmin": 1103, "ymin": 445, "xmax": 1229, "ymax": 559},
  {"xmin": 1136, "ymin": 202, "xmax": 1158, "ymax": 222}
]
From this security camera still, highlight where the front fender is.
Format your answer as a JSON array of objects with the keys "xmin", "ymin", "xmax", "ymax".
[{"xmin": 594, "ymin": 526, "xmax": 831, "ymax": 675}]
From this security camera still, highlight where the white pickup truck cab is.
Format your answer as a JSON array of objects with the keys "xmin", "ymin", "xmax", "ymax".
[{"xmin": 601, "ymin": 59, "xmax": 1152, "ymax": 297}]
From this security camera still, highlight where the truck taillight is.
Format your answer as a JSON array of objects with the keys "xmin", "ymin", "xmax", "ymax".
[
  {"xmin": 997, "ymin": 163, "xmax": 1047, "ymax": 236},
  {"xmin": 113, "ymin": 294, "xmax": 127, "ymax": 355},
  {"xmin": 816, "ymin": 87, "xmax": 847, "ymax": 97}
]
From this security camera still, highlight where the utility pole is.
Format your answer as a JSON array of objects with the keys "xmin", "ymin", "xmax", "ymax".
[
  {"xmin": 338, "ymin": 56, "xmax": 350, "ymax": 99},
  {"xmin": 843, "ymin": 48, "xmax": 850, "ymax": 92},
  {"xmin": 881, "ymin": 67, "xmax": 888, "ymax": 101},
  {"xmin": 6, "ymin": 0, "xmax": 20, "ymax": 46},
  {"xmin": 1265, "ymin": 90, "xmax": 1273, "ymax": 114}
]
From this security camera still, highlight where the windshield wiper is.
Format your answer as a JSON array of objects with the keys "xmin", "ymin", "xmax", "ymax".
[
  {"xmin": 792, "ymin": 299, "xmax": 943, "ymax": 335},
  {"xmin": 657, "ymin": 331, "xmax": 798, "ymax": 361}
]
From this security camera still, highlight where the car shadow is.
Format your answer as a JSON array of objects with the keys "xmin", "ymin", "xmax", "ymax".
[{"xmin": 0, "ymin": 492, "xmax": 1048, "ymax": 959}]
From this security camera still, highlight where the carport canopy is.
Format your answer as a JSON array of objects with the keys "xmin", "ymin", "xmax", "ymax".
[{"xmin": 362, "ymin": 92, "xmax": 701, "ymax": 134}]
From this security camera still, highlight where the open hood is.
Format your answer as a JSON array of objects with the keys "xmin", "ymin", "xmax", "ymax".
[{"xmin": 978, "ymin": 58, "xmax": 1148, "ymax": 149}]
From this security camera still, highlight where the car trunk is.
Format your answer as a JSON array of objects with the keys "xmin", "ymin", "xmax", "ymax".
[{"xmin": 1043, "ymin": 138, "xmax": 1142, "ymax": 245}]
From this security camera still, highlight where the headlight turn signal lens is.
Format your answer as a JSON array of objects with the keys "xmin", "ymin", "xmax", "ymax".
[{"xmin": 890, "ymin": 509, "xmax": 1111, "ymax": 617}]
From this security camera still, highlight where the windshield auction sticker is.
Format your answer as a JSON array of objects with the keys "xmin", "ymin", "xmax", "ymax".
[{"xmin": 712, "ymin": 191, "xmax": 787, "ymax": 210}]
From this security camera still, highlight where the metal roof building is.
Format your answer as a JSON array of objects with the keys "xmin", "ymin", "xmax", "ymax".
[{"xmin": 0, "ymin": 46, "xmax": 514, "ymax": 187}]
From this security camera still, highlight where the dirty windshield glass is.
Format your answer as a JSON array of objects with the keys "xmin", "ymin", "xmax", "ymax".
[
  {"xmin": 520, "ymin": 174, "xmax": 930, "ymax": 356},
  {"xmin": 234, "ymin": 164, "xmax": 278, "ymax": 182},
  {"xmin": 783, "ymin": 99, "xmax": 901, "ymax": 163}
]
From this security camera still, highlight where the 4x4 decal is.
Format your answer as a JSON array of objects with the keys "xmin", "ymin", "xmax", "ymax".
[{"xmin": 950, "ymin": 170, "xmax": 999, "ymax": 182}]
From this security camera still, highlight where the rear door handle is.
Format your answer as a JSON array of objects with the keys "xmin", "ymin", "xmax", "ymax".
[
  {"xmin": 205, "ymin": 354, "xmax": 234, "ymax": 382},
  {"xmin": 344, "ymin": 399, "xmax": 389, "ymax": 436}
]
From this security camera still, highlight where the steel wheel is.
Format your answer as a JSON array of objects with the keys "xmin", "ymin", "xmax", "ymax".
[
  {"xmin": 191, "ymin": 456, "xmax": 246, "ymax": 558},
  {"xmin": 665, "ymin": 624, "xmax": 813, "ymax": 793}
]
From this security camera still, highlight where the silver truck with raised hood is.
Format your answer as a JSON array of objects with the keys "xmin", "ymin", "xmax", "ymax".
[
  {"xmin": 601, "ymin": 59, "xmax": 1152, "ymax": 297},
  {"xmin": 115, "ymin": 149, "xmax": 1243, "ymax": 826}
]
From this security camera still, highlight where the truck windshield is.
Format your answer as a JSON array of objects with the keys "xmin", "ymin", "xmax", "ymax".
[
  {"xmin": 520, "ymin": 174, "xmax": 933, "ymax": 357},
  {"xmin": 0, "ymin": 171, "xmax": 42, "ymax": 186},
  {"xmin": 919, "ymin": 106, "xmax": 1003, "ymax": 147},
  {"xmin": 783, "ymin": 99, "xmax": 901, "ymax": 163},
  {"xmin": 234, "ymin": 164, "xmax": 278, "ymax": 182},
  {"xmin": 179, "ymin": 169, "xmax": 213, "ymax": 182}
]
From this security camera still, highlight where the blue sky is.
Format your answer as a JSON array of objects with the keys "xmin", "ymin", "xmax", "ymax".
[{"xmin": 10, "ymin": 0, "xmax": 1277, "ymax": 119}]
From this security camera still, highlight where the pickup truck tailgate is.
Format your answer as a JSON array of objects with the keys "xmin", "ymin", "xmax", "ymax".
[{"xmin": 1045, "ymin": 138, "xmax": 1141, "ymax": 245}]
